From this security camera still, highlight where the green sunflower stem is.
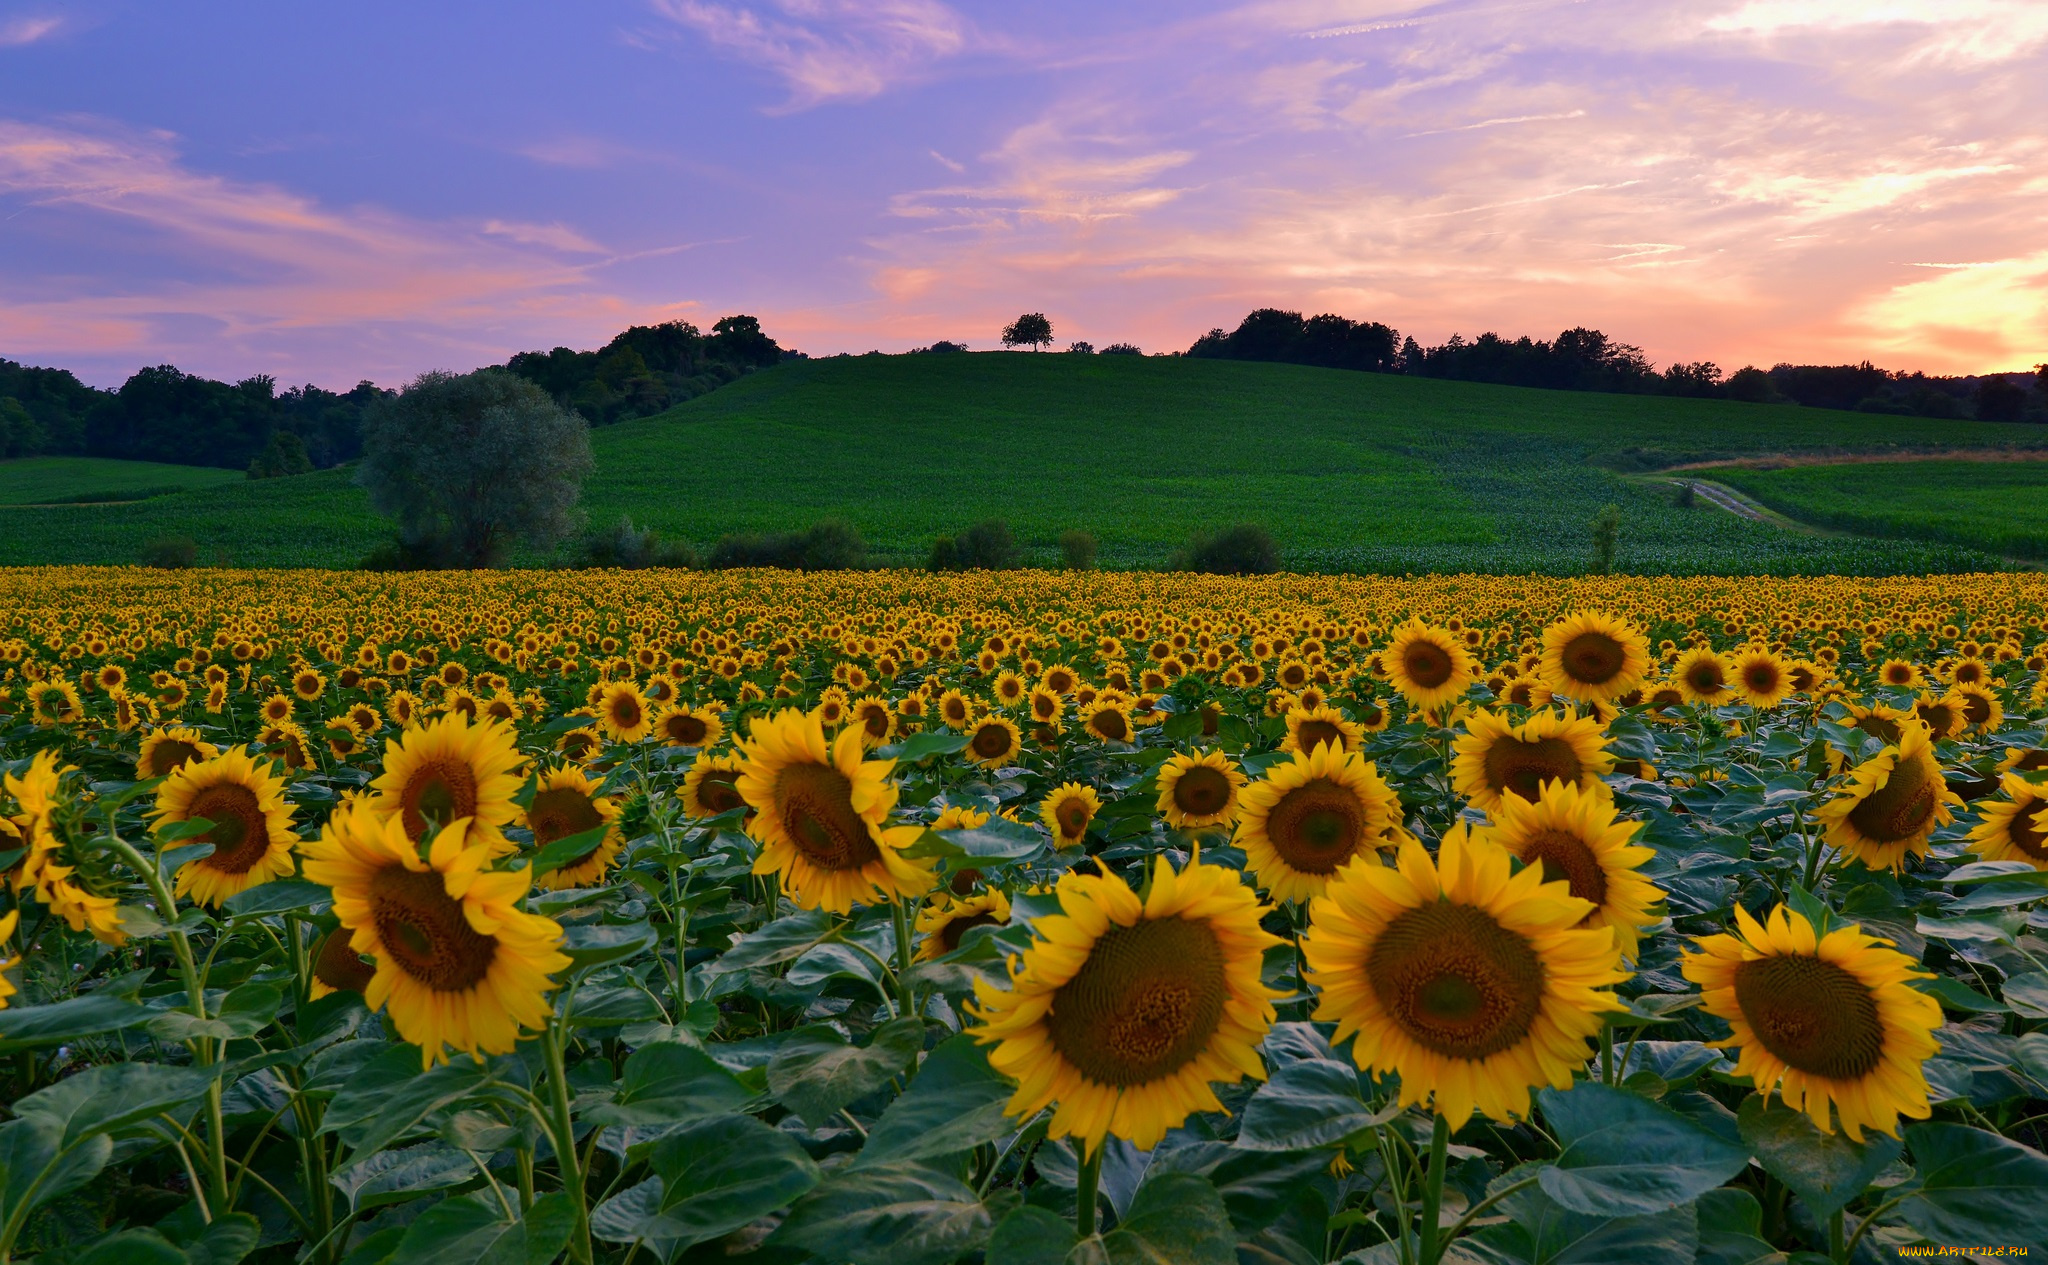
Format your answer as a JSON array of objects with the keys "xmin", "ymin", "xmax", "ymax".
[
  {"xmin": 540, "ymin": 1016, "xmax": 594, "ymax": 1265},
  {"xmin": 1418, "ymin": 1113, "xmax": 1450, "ymax": 1265},
  {"xmin": 1828, "ymin": 1208, "xmax": 1845, "ymax": 1263},
  {"xmin": 1075, "ymin": 1141, "xmax": 1104, "ymax": 1238},
  {"xmin": 892, "ymin": 895, "xmax": 918, "ymax": 1018}
]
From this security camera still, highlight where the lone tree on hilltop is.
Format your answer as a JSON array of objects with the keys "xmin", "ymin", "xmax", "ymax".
[
  {"xmin": 1001, "ymin": 313, "xmax": 1054, "ymax": 351},
  {"xmin": 357, "ymin": 368, "xmax": 593, "ymax": 568}
]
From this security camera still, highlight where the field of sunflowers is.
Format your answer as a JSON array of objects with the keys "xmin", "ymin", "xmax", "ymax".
[{"xmin": 1, "ymin": 565, "xmax": 2045, "ymax": 1264}]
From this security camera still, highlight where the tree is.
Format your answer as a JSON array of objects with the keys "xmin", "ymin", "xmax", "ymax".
[
  {"xmin": 0, "ymin": 396, "xmax": 46, "ymax": 458},
  {"xmin": 1058, "ymin": 529, "xmax": 1097, "ymax": 570},
  {"xmin": 1173, "ymin": 525, "xmax": 1278, "ymax": 575},
  {"xmin": 247, "ymin": 429, "xmax": 313, "ymax": 479},
  {"xmin": 1976, "ymin": 375, "xmax": 2027, "ymax": 423},
  {"xmin": 1000, "ymin": 313, "xmax": 1054, "ymax": 351},
  {"xmin": 356, "ymin": 368, "xmax": 593, "ymax": 568},
  {"xmin": 1590, "ymin": 504, "xmax": 1621, "ymax": 575}
]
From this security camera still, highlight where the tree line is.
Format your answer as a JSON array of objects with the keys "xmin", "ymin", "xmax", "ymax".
[
  {"xmin": 0, "ymin": 314, "xmax": 795, "ymax": 474},
  {"xmin": 1185, "ymin": 308, "xmax": 2048, "ymax": 423}
]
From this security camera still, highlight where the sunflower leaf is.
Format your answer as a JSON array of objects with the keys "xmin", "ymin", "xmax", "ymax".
[
  {"xmin": 1736, "ymin": 1095, "xmax": 1902, "ymax": 1217},
  {"xmin": 0, "ymin": 993, "xmax": 157, "ymax": 1053},
  {"xmin": 560, "ymin": 921, "xmax": 655, "ymax": 972},
  {"xmin": 1237, "ymin": 1057, "xmax": 1395, "ymax": 1152},
  {"xmin": 857, "ymin": 1034, "xmax": 1015, "ymax": 1168},
  {"xmin": 530, "ymin": 823, "xmax": 611, "ymax": 879},
  {"xmin": 767, "ymin": 1017, "xmax": 924, "ymax": 1128},
  {"xmin": 767, "ymin": 1160, "xmax": 993, "ymax": 1265},
  {"xmin": 1536, "ymin": 1082, "xmax": 1749, "ymax": 1215},
  {"xmin": 1894, "ymin": 1122, "xmax": 2048, "ymax": 1246}
]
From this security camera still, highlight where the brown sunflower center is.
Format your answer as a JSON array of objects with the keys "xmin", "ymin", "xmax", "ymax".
[
  {"xmin": 1045, "ymin": 915, "xmax": 1228, "ymax": 1087},
  {"xmin": 1915, "ymin": 703, "xmax": 1956, "ymax": 735},
  {"xmin": 399, "ymin": 756, "xmax": 479, "ymax": 840},
  {"xmin": 1514, "ymin": 828, "xmax": 1609, "ymax": 910},
  {"xmin": 528, "ymin": 787, "xmax": 604, "ymax": 853},
  {"xmin": 1369, "ymin": 902, "xmax": 1546, "ymax": 1059},
  {"xmin": 1732, "ymin": 953, "xmax": 1884, "ymax": 1080},
  {"xmin": 1685, "ymin": 661, "xmax": 1728, "ymax": 694},
  {"xmin": 1884, "ymin": 665, "xmax": 1914, "ymax": 684},
  {"xmin": 1295, "ymin": 719, "xmax": 1347, "ymax": 753},
  {"xmin": 1402, "ymin": 641, "xmax": 1454, "ymax": 689},
  {"xmin": 610, "ymin": 694, "xmax": 643, "ymax": 729},
  {"xmin": 1172, "ymin": 766, "xmax": 1234, "ymax": 818},
  {"xmin": 696, "ymin": 770, "xmax": 745, "ymax": 815},
  {"xmin": 312, "ymin": 925, "xmax": 376, "ymax": 995},
  {"xmin": 1482, "ymin": 737, "xmax": 1585, "ymax": 803},
  {"xmin": 1846, "ymin": 752, "xmax": 1938, "ymax": 843},
  {"xmin": 669, "ymin": 713, "xmax": 709, "ymax": 745},
  {"xmin": 1091, "ymin": 710, "xmax": 1130, "ymax": 742},
  {"xmin": 142, "ymin": 740, "xmax": 203, "ymax": 778},
  {"xmin": 1958, "ymin": 692, "xmax": 1993, "ymax": 726},
  {"xmin": 971, "ymin": 723, "xmax": 1013, "ymax": 759},
  {"xmin": 1561, "ymin": 632, "xmax": 1626, "ymax": 685},
  {"xmin": 1742, "ymin": 662, "xmax": 1781, "ymax": 694},
  {"xmin": 861, "ymin": 707, "xmax": 892, "ymax": 739},
  {"xmin": 1265, "ymin": 778, "xmax": 1366, "ymax": 874},
  {"xmin": 1055, "ymin": 797, "xmax": 1093, "ymax": 838},
  {"xmin": 775, "ymin": 762, "xmax": 881, "ymax": 872},
  {"xmin": 1854, "ymin": 714, "xmax": 1903, "ymax": 744},
  {"xmin": 368, "ymin": 865, "xmax": 496, "ymax": 992},
  {"xmin": 186, "ymin": 784, "xmax": 272, "ymax": 874},
  {"xmin": 2008, "ymin": 802, "xmax": 2048, "ymax": 861},
  {"xmin": 939, "ymin": 911, "xmax": 1001, "ymax": 954}
]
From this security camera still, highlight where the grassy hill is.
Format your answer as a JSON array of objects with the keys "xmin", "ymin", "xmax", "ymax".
[
  {"xmin": 0, "ymin": 456, "xmax": 245, "ymax": 506},
  {"xmin": 2, "ymin": 353, "xmax": 2037, "ymax": 572},
  {"xmin": 1707, "ymin": 459, "xmax": 2048, "ymax": 561}
]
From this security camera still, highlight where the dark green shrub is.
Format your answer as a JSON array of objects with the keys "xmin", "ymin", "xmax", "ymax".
[
  {"xmin": 1058, "ymin": 529, "xmax": 1097, "ymax": 570},
  {"xmin": 927, "ymin": 536, "xmax": 958, "ymax": 571},
  {"xmin": 800, "ymin": 518, "xmax": 865, "ymax": 570},
  {"xmin": 1172, "ymin": 524, "xmax": 1277, "ymax": 575},
  {"xmin": 140, "ymin": 535, "xmax": 198, "ymax": 569},
  {"xmin": 1673, "ymin": 482, "xmax": 1696, "ymax": 508},
  {"xmin": 954, "ymin": 519, "xmax": 1020, "ymax": 569},
  {"xmin": 1590, "ymin": 503, "xmax": 1621, "ymax": 574},
  {"xmin": 576, "ymin": 516, "xmax": 698, "ymax": 569},
  {"xmin": 709, "ymin": 520, "xmax": 863, "ymax": 570}
]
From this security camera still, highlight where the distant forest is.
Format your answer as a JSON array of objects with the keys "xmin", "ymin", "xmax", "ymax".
[
  {"xmin": 0, "ymin": 315, "xmax": 796, "ymax": 473},
  {"xmin": 1186, "ymin": 308, "xmax": 2048, "ymax": 424}
]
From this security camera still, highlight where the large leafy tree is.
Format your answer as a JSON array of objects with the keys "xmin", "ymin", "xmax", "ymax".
[
  {"xmin": 357, "ymin": 368, "xmax": 593, "ymax": 567},
  {"xmin": 1000, "ymin": 312, "xmax": 1054, "ymax": 351}
]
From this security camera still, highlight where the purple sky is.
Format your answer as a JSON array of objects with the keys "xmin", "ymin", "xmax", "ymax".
[{"xmin": 2, "ymin": 0, "xmax": 2043, "ymax": 389}]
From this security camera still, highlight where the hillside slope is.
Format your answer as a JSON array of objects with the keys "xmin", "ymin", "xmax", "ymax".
[{"xmin": 1, "ymin": 353, "xmax": 2029, "ymax": 571}]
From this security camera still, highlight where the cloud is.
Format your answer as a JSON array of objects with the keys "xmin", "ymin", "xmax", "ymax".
[
  {"xmin": 1704, "ymin": 0, "xmax": 2048, "ymax": 65},
  {"xmin": 650, "ymin": 0, "xmax": 971, "ymax": 108},
  {"xmin": 0, "ymin": 120, "xmax": 693, "ymax": 385},
  {"xmin": 0, "ymin": 16, "xmax": 61, "ymax": 47}
]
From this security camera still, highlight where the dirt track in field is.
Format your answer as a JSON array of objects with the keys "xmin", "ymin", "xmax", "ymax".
[{"xmin": 1661, "ymin": 448, "xmax": 2048, "ymax": 473}]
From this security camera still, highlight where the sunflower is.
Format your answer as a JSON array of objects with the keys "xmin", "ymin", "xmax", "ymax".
[
  {"xmin": 1947, "ymin": 682, "xmax": 2003, "ymax": 734},
  {"xmin": 1353, "ymin": 695, "xmax": 1391, "ymax": 733},
  {"xmin": 1671, "ymin": 647, "xmax": 1734, "ymax": 705},
  {"xmin": 936, "ymin": 689, "xmax": 974, "ymax": 730},
  {"xmin": 369, "ymin": 713, "xmax": 526, "ymax": 849},
  {"xmin": 1080, "ymin": 700, "xmax": 1134, "ymax": 744},
  {"xmin": 1996, "ymin": 747, "xmax": 2048, "ymax": 779},
  {"xmin": 849, "ymin": 695, "xmax": 897, "ymax": 748},
  {"xmin": 1450, "ymin": 707, "xmax": 1614, "ymax": 813},
  {"xmin": 1301, "ymin": 826, "xmax": 1627, "ymax": 1131},
  {"xmin": 0, "ymin": 909, "xmax": 19, "ymax": 1010},
  {"xmin": 137, "ymin": 727, "xmax": 219, "ymax": 780},
  {"xmin": 1539, "ymin": 611, "xmax": 1650, "ymax": 704},
  {"xmin": 1041, "ymin": 782, "xmax": 1102, "ymax": 847},
  {"xmin": 308, "ymin": 922, "xmax": 377, "ymax": 999},
  {"xmin": 1814, "ymin": 719, "xmax": 1959, "ymax": 872},
  {"xmin": 682, "ymin": 752, "xmax": 749, "ymax": 819},
  {"xmin": 1844, "ymin": 702, "xmax": 1906, "ymax": 745},
  {"xmin": 302, "ymin": 805, "xmax": 570, "ymax": 1068},
  {"xmin": 1383, "ymin": 620, "xmax": 1475, "ymax": 710},
  {"xmin": 1155, "ymin": 750, "xmax": 1248, "ymax": 831},
  {"xmin": 966, "ymin": 715, "xmax": 1023, "ymax": 767},
  {"xmin": 260, "ymin": 722, "xmax": 316, "ymax": 771},
  {"xmin": 261, "ymin": 694, "xmax": 295, "ymax": 725},
  {"xmin": 1485, "ymin": 780, "xmax": 1662, "ymax": 959},
  {"xmin": 969, "ymin": 855, "xmax": 1283, "ymax": 1154},
  {"xmin": 652, "ymin": 704, "xmax": 723, "ymax": 749},
  {"xmin": 524, "ymin": 764, "xmax": 624, "ymax": 889},
  {"xmin": 154, "ymin": 747, "xmax": 298, "ymax": 908},
  {"xmin": 914, "ymin": 888, "xmax": 1012, "ymax": 961},
  {"xmin": 1236, "ymin": 745, "xmax": 1400, "ymax": 901},
  {"xmin": 1965, "ymin": 773, "xmax": 2048, "ymax": 871},
  {"xmin": 1912, "ymin": 692, "xmax": 1962, "ymax": 741},
  {"xmin": 1028, "ymin": 685, "xmax": 1064, "ymax": 725},
  {"xmin": 1281, "ymin": 704, "xmax": 1364, "ymax": 756},
  {"xmin": 1877, "ymin": 658, "xmax": 1922, "ymax": 689},
  {"xmin": 1728, "ymin": 647, "xmax": 1794, "ymax": 708},
  {"xmin": 595, "ymin": 681, "xmax": 651, "ymax": 743},
  {"xmin": 736, "ymin": 709, "xmax": 934, "ymax": 913},
  {"xmin": 1681, "ymin": 905, "xmax": 1940, "ymax": 1140},
  {"xmin": 30, "ymin": 680, "xmax": 82, "ymax": 726}
]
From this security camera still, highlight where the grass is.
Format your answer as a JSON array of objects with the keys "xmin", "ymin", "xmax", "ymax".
[
  {"xmin": 2, "ymin": 353, "xmax": 2038, "ymax": 571},
  {"xmin": 1706, "ymin": 459, "xmax": 2048, "ymax": 560},
  {"xmin": 0, "ymin": 456, "xmax": 245, "ymax": 506}
]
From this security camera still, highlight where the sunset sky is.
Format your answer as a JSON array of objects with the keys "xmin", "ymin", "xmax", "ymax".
[{"xmin": 2, "ymin": 0, "xmax": 2043, "ymax": 388}]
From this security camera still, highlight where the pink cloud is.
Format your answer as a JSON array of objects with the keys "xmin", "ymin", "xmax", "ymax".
[
  {"xmin": 0, "ymin": 16, "xmax": 61, "ymax": 48},
  {"xmin": 649, "ymin": 0, "xmax": 971, "ymax": 110}
]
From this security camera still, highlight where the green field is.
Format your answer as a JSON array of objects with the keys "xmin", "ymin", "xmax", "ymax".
[
  {"xmin": 0, "ymin": 455, "xmax": 245, "ymax": 506},
  {"xmin": 3, "ymin": 354, "xmax": 2039, "ymax": 571},
  {"xmin": 1707, "ymin": 459, "xmax": 2048, "ymax": 560}
]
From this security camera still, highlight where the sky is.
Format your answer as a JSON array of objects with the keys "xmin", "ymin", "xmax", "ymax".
[{"xmin": 1, "ymin": 0, "xmax": 2043, "ymax": 389}]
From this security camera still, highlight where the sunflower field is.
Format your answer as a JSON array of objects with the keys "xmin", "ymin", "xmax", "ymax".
[{"xmin": 2, "ymin": 566, "xmax": 2045, "ymax": 1265}]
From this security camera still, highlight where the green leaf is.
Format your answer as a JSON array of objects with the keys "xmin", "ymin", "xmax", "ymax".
[
  {"xmin": 883, "ymin": 731, "xmax": 973, "ymax": 763},
  {"xmin": 769, "ymin": 1160, "xmax": 994, "ymax": 1265},
  {"xmin": 1535, "ymin": 1083, "xmax": 1749, "ymax": 1216},
  {"xmin": 2002, "ymin": 971, "xmax": 2048, "ymax": 1020},
  {"xmin": 71, "ymin": 1228, "xmax": 188, "ymax": 1265},
  {"xmin": 560, "ymin": 921, "xmax": 655, "ymax": 971},
  {"xmin": 1452, "ymin": 1169, "xmax": 1701, "ymax": 1265},
  {"xmin": 859, "ymin": 1033, "xmax": 1018, "ymax": 1167},
  {"xmin": 214, "ymin": 981, "xmax": 284, "ymax": 1036},
  {"xmin": 1146, "ymin": 1141, "xmax": 1332, "ymax": 1235},
  {"xmin": 1916, "ymin": 912, "xmax": 2024, "ymax": 944},
  {"xmin": 1736, "ymin": 1096, "xmax": 1901, "ymax": 1217},
  {"xmin": 223, "ymin": 879, "xmax": 333, "ymax": 917},
  {"xmin": 155, "ymin": 816, "xmax": 222, "ymax": 843},
  {"xmin": 589, "ymin": 1114, "xmax": 820, "ymax": 1256},
  {"xmin": 1895, "ymin": 1122, "xmax": 2048, "ymax": 1246},
  {"xmin": 331, "ymin": 1141, "xmax": 477, "ymax": 1211},
  {"xmin": 1236, "ymin": 1058, "xmax": 1396, "ymax": 1151},
  {"xmin": 530, "ymin": 823, "xmax": 610, "ymax": 879},
  {"xmin": 903, "ymin": 817, "xmax": 1048, "ymax": 861},
  {"xmin": 767, "ymin": 1017, "xmax": 924, "ymax": 1128},
  {"xmin": 14, "ymin": 1063, "xmax": 218, "ymax": 1145},
  {"xmin": 581, "ymin": 1043, "xmax": 754, "ymax": 1130},
  {"xmin": 322, "ymin": 1044, "xmax": 490, "ymax": 1156},
  {"xmin": 708, "ymin": 908, "xmax": 836, "ymax": 973},
  {"xmin": 985, "ymin": 1205, "xmax": 1076, "ymax": 1265},
  {"xmin": 0, "ymin": 992, "xmax": 154, "ymax": 1052},
  {"xmin": 0, "ymin": 1116, "xmax": 111, "ymax": 1235},
  {"xmin": 1094, "ymin": 1171, "xmax": 1236, "ymax": 1265},
  {"xmin": 1942, "ymin": 861, "xmax": 2048, "ymax": 884},
  {"xmin": 166, "ymin": 1211, "xmax": 262, "ymax": 1265},
  {"xmin": 1692, "ymin": 1188, "xmax": 1786, "ymax": 1265},
  {"xmin": 1916, "ymin": 975, "xmax": 2009, "ymax": 1014},
  {"xmin": 384, "ymin": 1191, "xmax": 576, "ymax": 1265}
]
